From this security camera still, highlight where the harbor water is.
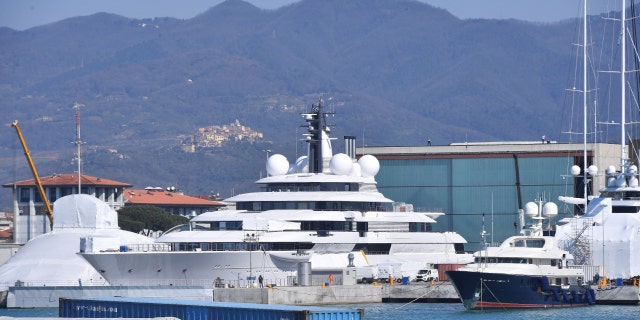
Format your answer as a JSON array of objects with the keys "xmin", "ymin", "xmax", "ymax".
[{"xmin": 0, "ymin": 303, "xmax": 637, "ymax": 319}]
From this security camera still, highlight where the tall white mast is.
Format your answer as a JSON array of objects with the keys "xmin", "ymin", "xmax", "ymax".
[
  {"xmin": 621, "ymin": 0, "xmax": 628, "ymax": 170},
  {"xmin": 582, "ymin": 0, "xmax": 589, "ymax": 208}
]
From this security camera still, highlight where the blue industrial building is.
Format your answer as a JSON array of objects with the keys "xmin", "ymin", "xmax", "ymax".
[{"xmin": 359, "ymin": 141, "xmax": 620, "ymax": 251}]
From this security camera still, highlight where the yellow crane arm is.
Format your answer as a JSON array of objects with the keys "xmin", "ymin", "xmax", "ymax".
[{"xmin": 12, "ymin": 120, "xmax": 53, "ymax": 229}]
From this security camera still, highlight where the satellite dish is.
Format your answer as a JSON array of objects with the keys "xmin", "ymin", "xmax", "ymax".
[
  {"xmin": 524, "ymin": 202, "xmax": 538, "ymax": 217},
  {"xmin": 542, "ymin": 202, "xmax": 558, "ymax": 217}
]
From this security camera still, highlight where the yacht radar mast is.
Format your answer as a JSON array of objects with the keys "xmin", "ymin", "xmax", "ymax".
[{"xmin": 302, "ymin": 99, "xmax": 334, "ymax": 174}]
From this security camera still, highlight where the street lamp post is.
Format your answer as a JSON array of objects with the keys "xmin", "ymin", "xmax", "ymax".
[{"xmin": 244, "ymin": 233, "xmax": 258, "ymax": 287}]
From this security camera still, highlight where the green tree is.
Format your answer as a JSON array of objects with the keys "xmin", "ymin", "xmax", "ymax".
[{"xmin": 117, "ymin": 205, "xmax": 189, "ymax": 234}]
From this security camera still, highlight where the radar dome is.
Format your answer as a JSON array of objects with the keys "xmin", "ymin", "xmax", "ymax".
[
  {"xmin": 542, "ymin": 202, "xmax": 558, "ymax": 217},
  {"xmin": 266, "ymin": 154, "xmax": 289, "ymax": 176},
  {"xmin": 570, "ymin": 165, "xmax": 581, "ymax": 176},
  {"xmin": 524, "ymin": 202, "xmax": 538, "ymax": 217},
  {"xmin": 291, "ymin": 156, "xmax": 309, "ymax": 174},
  {"xmin": 350, "ymin": 162, "xmax": 362, "ymax": 177},
  {"xmin": 588, "ymin": 165, "xmax": 598, "ymax": 176},
  {"xmin": 606, "ymin": 165, "xmax": 616, "ymax": 175},
  {"xmin": 359, "ymin": 155, "xmax": 380, "ymax": 177},
  {"xmin": 630, "ymin": 165, "xmax": 638, "ymax": 174},
  {"xmin": 330, "ymin": 153, "xmax": 353, "ymax": 175}
]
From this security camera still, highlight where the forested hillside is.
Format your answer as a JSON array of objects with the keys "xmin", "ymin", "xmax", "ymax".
[{"xmin": 0, "ymin": 0, "xmax": 625, "ymax": 210}]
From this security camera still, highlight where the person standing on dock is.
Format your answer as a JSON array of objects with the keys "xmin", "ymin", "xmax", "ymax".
[
  {"xmin": 329, "ymin": 273, "xmax": 334, "ymax": 286},
  {"xmin": 258, "ymin": 274, "xmax": 263, "ymax": 288}
]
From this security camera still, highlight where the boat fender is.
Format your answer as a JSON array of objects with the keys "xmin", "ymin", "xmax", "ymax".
[
  {"xmin": 570, "ymin": 290, "xmax": 579, "ymax": 303},
  {"xmin": 587, "ymin": 289, "xmax": 596, "ymax": 304},
  {"xmin": 561, "ymin": 288, "xmax": 571, "ymax": 302},
  {"xmin": 539, "ymin": 277, "xmax": 551, "ymax": 291},
  {"xmin": 552, "ymin": 288, "xmax": 561, "ymax": 301}
]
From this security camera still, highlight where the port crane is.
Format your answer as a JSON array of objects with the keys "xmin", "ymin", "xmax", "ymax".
[{"xmin": 11, "ymin": 120, "xmax": 54, "ymax": 230}]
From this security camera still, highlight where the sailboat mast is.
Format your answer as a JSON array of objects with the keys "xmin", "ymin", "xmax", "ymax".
[
  {"xmin": 621, "ymin": 0, "xmax": 628, "ymax": 170},
  {"xmin": 583, "ymin": 0, "xmax": 589, "ymax": 208}
]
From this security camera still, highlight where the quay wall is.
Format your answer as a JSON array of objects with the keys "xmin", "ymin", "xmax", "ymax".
[
  {"xmin": 214, "ymin": 282, "xmax": 457, "ymax": 305},
  {"xmin": 6, "ymin": 285, "xmax": 212, "ymax": 308},
  {"xmin": 5, "ymin": 282, "xmax": 456, "ymax": 308}
]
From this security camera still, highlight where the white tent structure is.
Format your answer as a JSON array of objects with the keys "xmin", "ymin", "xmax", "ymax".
[
  {"xmin": 0, "ymin": 194, "xmax": 153, "ymax": 290},
  {"xmin": 555, "ymin": 197, "xmax": 640, "ymax": 279}
]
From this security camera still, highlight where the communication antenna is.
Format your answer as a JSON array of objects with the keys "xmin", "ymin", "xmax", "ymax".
[{"xmin": 73, "ymin": 102, "xmax": 85, "ymax": 193}]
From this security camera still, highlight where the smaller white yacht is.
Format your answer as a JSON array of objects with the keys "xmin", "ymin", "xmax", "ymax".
[
  {"xmin": 80, "ymin": 100, "xmax": 472, "ymax": 288},
  {"xmin": 447, "ymin": 198, "xmax": 596, "ymax": 310}
]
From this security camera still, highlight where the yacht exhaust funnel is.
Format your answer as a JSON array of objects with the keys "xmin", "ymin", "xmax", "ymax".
[{"xmin": 345, "ymin": 136, "xmax": 356, "ymax": 159}]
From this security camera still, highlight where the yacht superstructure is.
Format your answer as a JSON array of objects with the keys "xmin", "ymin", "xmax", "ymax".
[{"xmin": 81, "ymin": 101, "xmax": 472, "ymax": 287}]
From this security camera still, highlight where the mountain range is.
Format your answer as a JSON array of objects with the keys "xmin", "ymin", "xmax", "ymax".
[{"xmin": 0, "ymin": 0, "xmax": 628, "ymax": 210}]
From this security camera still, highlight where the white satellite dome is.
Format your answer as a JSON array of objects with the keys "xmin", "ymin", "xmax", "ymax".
[
  {"xmin": 289, "ymin": 156, "xmax": 309, "ymax": 174},
  {"xmin": 330, "ymin": 153, "xmax": 353, "ymax": 175},
  {"xmin": 587, "ymin": 165, "xmax": 598, "ymax": 176},
  {"xmin": 570, "ymin": 165, "xmax": 581, "ymax": 176},
  {"xmin": 606, "ymin": 165, "xmax": 616, "ymax": 175},
  {"xmin": 359, "ymin": 154, "xmax": 380, "ymax": 177},
  {"xmin": 350, "ymin": 162, "xmax": 362, "ymax": 177},
  {"xmin": 524, "ymin": 202, "xmax": 539, "ymax": 217},
  {"xmin": 630, "ymin": 165, "xmax": 638, "ymax": 174},
  {"xmin": 266, "ymin": 154, "xmax": 289, "ymax": 176},
  {"xmin": 542, "ymin": 202, "xmax": 558, "ymax": 217}
]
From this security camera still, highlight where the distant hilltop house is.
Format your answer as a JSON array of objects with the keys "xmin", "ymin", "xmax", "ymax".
[
  {"xmin": 182, "ymin": 119, "xmax": 263, "ymax": 152},
  {"xmin": 124, "ymin": 187, "xmax": 226, "ymax": 217}
]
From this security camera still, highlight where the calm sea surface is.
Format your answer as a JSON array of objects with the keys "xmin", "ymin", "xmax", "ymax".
[{"xmin": 0, "ymin": 303, "xmax": 637, "ymax": 319}]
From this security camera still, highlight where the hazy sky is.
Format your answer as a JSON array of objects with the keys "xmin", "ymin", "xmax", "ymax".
[{"xmin": 0, "ymin": 0, "xmax": 621, "ymax": 31}]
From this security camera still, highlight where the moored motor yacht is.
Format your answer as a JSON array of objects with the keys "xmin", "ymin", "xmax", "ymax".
[
  {"xmin": 447, "ymin": 199, "xmax": 596, "ymax": 309},
  {"xmin": 80, "ymin": 100, "xmax": 472, "ymax": 288}
]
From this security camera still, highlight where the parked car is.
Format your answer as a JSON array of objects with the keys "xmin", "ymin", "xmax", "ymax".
[{"xmin": 415, "ymin": 269, "xmax": 439, "ymax": 282}]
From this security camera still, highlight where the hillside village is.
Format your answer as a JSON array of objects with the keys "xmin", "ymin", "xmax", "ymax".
[{"xmin": 181, "ymin": 120, "xmax": 263, "ymax": 152}]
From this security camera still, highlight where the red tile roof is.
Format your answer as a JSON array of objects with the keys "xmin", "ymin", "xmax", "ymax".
[
  {"xmin": 124, "ymin": 189, "xmax": 225, "ymax": 207},
  {"xmin": 2, "ymin": 173, "xmax": 132, "ymax": 188}
]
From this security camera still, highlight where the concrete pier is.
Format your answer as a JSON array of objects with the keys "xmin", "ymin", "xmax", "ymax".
[
  {"xmin": 4, "ymin": 282, "xmax": 458, "ymax": 308},
  {"xmin": 4, "ymin": 285, "xmax": 212, "ymax": 308},
  {"xmin": 213, "ymin": 282, "xmax": 458, "ymax": 305},
  {"xmin": 381, "ymin": 282, "xmax": 459, "ymax": 303},
  {"xmin": 595, "ymin": 285, "xmax": 640, "ymax": 305}
]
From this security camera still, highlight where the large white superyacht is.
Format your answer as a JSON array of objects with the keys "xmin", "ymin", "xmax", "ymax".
[{"xmin": 80, "ymin": 101, "xmax": 472, "ymax": 288}]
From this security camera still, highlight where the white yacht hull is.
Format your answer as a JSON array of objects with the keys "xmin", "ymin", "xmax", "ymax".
[
  {"xmin": 81, "ymin": 250, "xmax": 308, "ymax": 288},
  {"xmin": 81, "ymin": 248, "xmax": 471, "ymax": 288}
]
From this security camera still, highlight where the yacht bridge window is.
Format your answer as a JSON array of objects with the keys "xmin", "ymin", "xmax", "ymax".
[
  {"xmin": 600, "ymin": 191, "xmax": 640, "ymax": 200},
  {"xmin": 511, "ymin": 239, "xmax": 544, "ymax": 248},
  {"xmin": 201, "ymin": 221, "xmax": 242, "ymax": 231},
  {"xmin": 611, "ymin": 206, "xmax": 640, "ymax": 214}
]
